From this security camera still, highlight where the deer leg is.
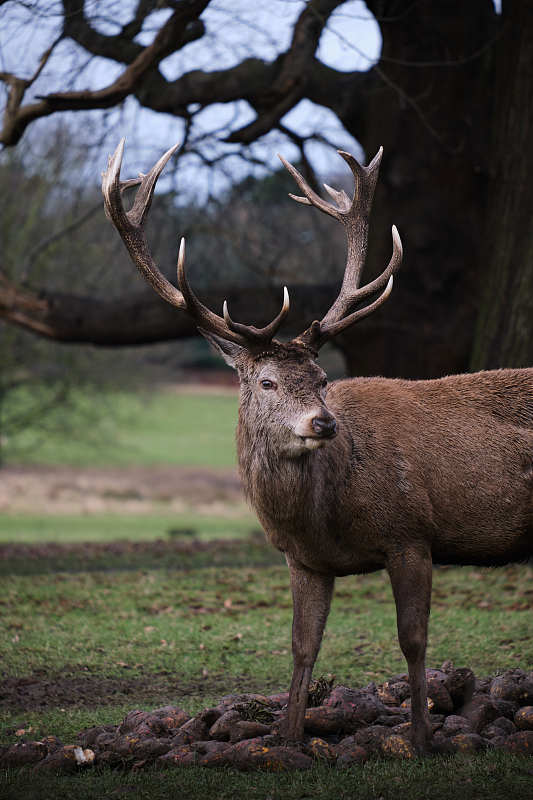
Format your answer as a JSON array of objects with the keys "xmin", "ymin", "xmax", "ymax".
[
  {"xmin": 386, "ymin": 547, "xmax": 432, "ymax": 754},
  {"xmin": 283, "ymin": 555, "xmax": 334, "ymax": 741}
]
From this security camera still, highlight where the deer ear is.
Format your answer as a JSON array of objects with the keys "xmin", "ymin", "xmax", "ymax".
[{"xmin": 198, "ymin": 328, "xmax": 245, "ymax": 369}]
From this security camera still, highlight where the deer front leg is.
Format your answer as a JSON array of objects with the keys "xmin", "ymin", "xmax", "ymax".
[
  {"xmin": 283, "ymin": 555, "xmax": 334, "ymax": 741},
  {"xmin": 386, "ymin": 547, "xmax": 432, "ymax": 754}
]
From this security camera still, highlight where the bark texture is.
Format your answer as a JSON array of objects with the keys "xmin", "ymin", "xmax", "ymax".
[{"xmin": 470, "ymin": 1, "xmax": 533, "ymax": 369}]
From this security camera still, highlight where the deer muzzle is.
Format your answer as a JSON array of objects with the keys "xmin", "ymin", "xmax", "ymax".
[{"xmin": 294, "ymin": 410, "xmax": 337, "ymax": 441}]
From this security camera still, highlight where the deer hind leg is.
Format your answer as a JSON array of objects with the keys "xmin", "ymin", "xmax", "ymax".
[
  {"xmin": 283, "ymin": 555, "xmax": 334, "ymax": 741},
  {"xmin": 386, "ymin": 546, "xmax": 433, "ymax": 754}
]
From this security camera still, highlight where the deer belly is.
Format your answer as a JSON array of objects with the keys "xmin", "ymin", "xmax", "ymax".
[
  {"xmin": 262, "ymin": 520, "xmax": 386, "ymax": 576},
  {"xmin": 428, "ymin": 478, "xmax": 532, "ymax": 565}
]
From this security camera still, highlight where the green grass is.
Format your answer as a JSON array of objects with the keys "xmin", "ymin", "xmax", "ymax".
[
  {"xmin": 2, "ymin": 389, "xmax": 239, "ymax": 467},
  {"xmin": 1, "ymin": 539, "xmax": 532, "ymax": 797},
  {"xmin": 2, "ymin": 752, "xmax": 533, "ymax": 800},
  {"xmin": 0, "ymin": 512, "xmax": 256, "ymax": 544}
]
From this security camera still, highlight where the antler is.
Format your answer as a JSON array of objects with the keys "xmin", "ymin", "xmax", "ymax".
[
  {"xmin": 102, "ymin": 139, "xmax": 289, "ymax": 347},
  {"xmin": 279, "ymin": 148, "xmax": 402, "ymax": 351}
]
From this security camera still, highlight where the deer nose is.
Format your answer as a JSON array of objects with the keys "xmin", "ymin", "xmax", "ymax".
[{"xmin": 311, "ymin": 415, "xmax": 337, "ymax": 437}]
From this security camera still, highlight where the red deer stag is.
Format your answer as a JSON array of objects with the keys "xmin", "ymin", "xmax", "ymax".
[{"xmin": 102, "ymin": 140, "xmax": 533, "ymax": 753}]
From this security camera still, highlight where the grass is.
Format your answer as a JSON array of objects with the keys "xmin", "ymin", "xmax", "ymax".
[
  {"xmin": 1, "ymin": 541, "xmax": 532, "ymax": 798},
  {"xmin": 0, "ymin": 511, "xmax": 256, "ymax": 544},
  {"xmin": 2, "ymin": 388, "xmax": 239, "ymax": 467},
  {"xmin": 2, "ymin": 752, "xmax": 533, "ymax": 800}
]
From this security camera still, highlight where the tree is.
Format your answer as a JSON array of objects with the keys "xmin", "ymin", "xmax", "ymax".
[{"xmin": 1, "ymin": 0, "xmax": 532, "ymax": 378}]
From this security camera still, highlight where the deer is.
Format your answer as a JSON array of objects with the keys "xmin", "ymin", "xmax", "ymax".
[{"xmin": 102, "ymin": 139, "xmax": 533, "ymax": 753}]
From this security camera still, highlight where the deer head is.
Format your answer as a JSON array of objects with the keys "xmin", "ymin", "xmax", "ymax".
[{"xmin": 102, "ymin": 140, "xmax": 402, "ymax": 457}]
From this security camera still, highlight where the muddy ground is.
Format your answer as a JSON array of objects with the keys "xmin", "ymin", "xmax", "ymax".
[{"xmin": 0, "ymin": 669, "xmax": 261, "ymax": 713}]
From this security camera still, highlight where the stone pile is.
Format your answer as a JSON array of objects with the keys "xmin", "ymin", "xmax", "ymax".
[{"xmin": 2, "ymin": 665, "xmax": 532, "ymax": 772}]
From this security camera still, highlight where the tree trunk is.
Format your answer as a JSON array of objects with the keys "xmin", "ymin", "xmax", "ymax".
[
  {"xmin": 470, "ymin": 0, "xmax": 533, "ymax": 370},
  {"xmin": 325, "ymin": 1, "xmax": 500, "ymax": 378}
]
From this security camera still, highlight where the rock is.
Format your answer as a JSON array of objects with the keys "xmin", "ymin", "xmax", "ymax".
[
  {"xmin": 392, "ymin": 722, "xmax": 412, "ymax": 737},
  {"xmin": 109, "ymin": 734, "xmax": 142, "ymax": 758},
  {"xmin": 216, "ymin": 693, "xmax": 273, "ymax": 713},
  {"xmin": 158, "ymin": 745, "xmax": 199, "ymax": 767},
  {"xmin": 303, "ymin": 737, "xmax": 337, "ymax": 763},
  {"xmin": 492, "ymin": 699, "xmax": 519, "ymax": 720},
  {"xmin": 118, "ymin": 711, "xmax": 154, "ymax": 735},
  {"xmin": 460, "ymin": 696, "xmax": 502, "ymax": 732},
  {"xmin": 400, "ymin": 697, "xmax": 435, "ymax": 713},
  {"xmin": 480, "ymin": 721, "xmax": 516, "ymax": 740},
  {"xmin": 77, "ymin": 724, "xmax": 116, "ymax": 748},
  {"xmin": 475, "ymin": 677, "xmax": 492, "ymax": 694},
  {"xmin": 151, "ymin": 706, "xmax": 191, "ymax": 731},
  {"xmin": 431, "ymin": 732, "xmax": 456, "ymax": 755},
  {"xmin": 209, "ymin": 710, "xmax": 243, "ymax": 741},
  {"xmin": 324, "ymin": 687, "xmax": 386, "ymax": 725},
  {"xmin": 447, "ymin": 668, "xmax": 476, "ymax": 708},
  {"xmin": 0, "ymin": 741, "xmax": 48, "ymax": 768},
  {"xmin": 40, "ymin": 736, "xmax": 63, "ymax": 753},
  {"xmin": 172, "ymin": 715, "xmax": 211, "ymax": 745},
  {"xmin": 129, "ymin": 737, "xmax": 172, "ymax": 759},
  {"xmin": 514, "ymin": 706, "xmax": 533, "ymax": 731},
  {"xmin": 230, "ymin": 739, "xmax": 312, "ymax": 771},
  {"xmin": 492, "ymin": 716, "xmax": 517, "ymax": 734},
  {"xmin": 198, "ymin": 748, "xmax": 235, "ymax": 768},
  {"xmin": 490, "ymin": 671, "xmax": 533, "ymax": 705},
  {"xmin": 33, "ymin": 745, "xmax": 94, "ymax": 773},
  {"xmin": 95, "ymin": 731, "xmax": 117, "ymax": 750},
  {"xmin": 380, "ymin": 734, "xmax": 416, "ymax": 759},
  {"xmin": 427, "ymin": 678, "xmax": 454, "ymax": 714},
  {"xmin": 335, "ymin": 737, "xmax": 369, "ymax": 768},
  {"xmin": 377, "ymin": 680, "xmax": 410, "ymax": 706},
  {"xmin": 190, "ymin": 740, "xmax": 232, "ymax": 755},
  {"xmin": 505, "ymin": 731, "xmax": 533, "ymax": 755},
  {"xmin": 353, "ymin": 725, "xmax": 392, "ymax": 753},
  {"xmin": 374, "ymin": 714, "xmax": 407, "ymax": 727},
  {"xmin": 267, "ymin": 692, "xmax": 289, "ymax": 707},
  {"xmin": 229, "ymin": 721, "xmax": 272, "ymax": 742},
  {"xmin": 304, "ymin": 706, "xmax": 355, "ymax": 735},
  {"xmin": 440, "ymin": 715, "xmax": 473, "ymax": 736},
  {"xmin": 449, "ymin": 733, "xmax": 486, "ymax": 753}
]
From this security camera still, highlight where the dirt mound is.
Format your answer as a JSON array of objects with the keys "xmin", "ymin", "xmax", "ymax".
[{"xmin": 2, "ymin": 665, "xmax": 533, "ymax": 772}]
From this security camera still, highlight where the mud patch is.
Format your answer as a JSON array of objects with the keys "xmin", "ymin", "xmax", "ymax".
[
  {"xmin": 0, "ymin": 671, "xmax": 266, "ymax": 712},
  {"xmin": 0, "ymin": 536, "xmax": 280, "ymax": 576}
]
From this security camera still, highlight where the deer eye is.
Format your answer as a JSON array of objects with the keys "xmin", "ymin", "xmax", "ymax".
[
  {"xmin": 260, "ymin": 379, "xmax": 277, "ymax": 390},
  {"xmin": 321, "ymin": 378, "xmax": 328, "ymax": 388}
]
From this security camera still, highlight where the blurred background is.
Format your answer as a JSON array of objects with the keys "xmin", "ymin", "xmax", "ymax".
[{"xmin": 0, "ymin": 0, "xmax": 531, "ymax": 540}]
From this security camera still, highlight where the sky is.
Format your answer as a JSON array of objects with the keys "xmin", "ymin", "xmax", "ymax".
[{"xmin": 0, "ymin": 1, "xmax": 381, "ymax": 201}]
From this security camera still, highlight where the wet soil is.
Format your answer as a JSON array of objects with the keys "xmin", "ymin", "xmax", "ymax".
[{"xmin": 0, "ymin": 671, "xmax": 261, "ymax": 712}]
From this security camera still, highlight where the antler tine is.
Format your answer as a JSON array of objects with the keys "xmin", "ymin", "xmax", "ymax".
[
  {"xmin": 102, "ymin": 138, "xmax": 185, "ymax": 309},
  {"xmin": 222, "ymin": 286, "xmax": 290, "ymax": 342},
  {"xmin": 281, "ymin": 146, "xmax": 401, "ymax": 352},
  {"xmin": 176, "ymin": 239, "xmax": 248, "ymax": 345},
  {"xmin": 177, "ymin": 239, "xmax": 290, "ymax": 347},
  {"xmin": 321, "ymin": 223, "xmax": 403, "ymax": 327},
  {"xmin": 104, "ymin": 141, "xmax": 291, "ymax": 348}
]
